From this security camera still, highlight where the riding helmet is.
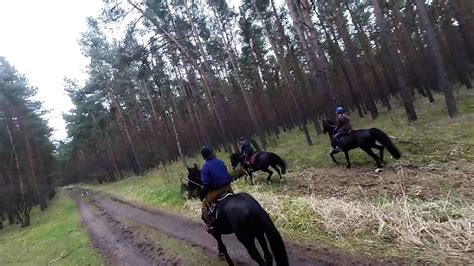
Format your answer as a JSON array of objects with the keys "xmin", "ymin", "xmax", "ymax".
[
  {"xmin": 335, "ymin": 106, "xmax": 345, "ymax": 114},
  {"xmin": 201, "ymin": 145, "xmax": 214, "ymax": 159}
]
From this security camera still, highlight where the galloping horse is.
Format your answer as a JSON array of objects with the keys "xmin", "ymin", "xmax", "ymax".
[
  {"xmin": 322, "ymin": 119, "xmax": 401, "ymax": 169},
  {"xmin": 187, "ymin": 169, "xmax": 289, "ymax": 266},
  {"xmin": 230, "ymin": 151, "xmax": 286, "ymax": 185}
]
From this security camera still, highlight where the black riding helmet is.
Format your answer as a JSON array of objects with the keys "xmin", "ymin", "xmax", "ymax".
[{"xmin": 201, "ymin": 145, "xmax": 214, "ymax": 160}]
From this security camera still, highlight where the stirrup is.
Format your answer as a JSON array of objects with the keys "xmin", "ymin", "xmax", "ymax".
[{"xmin": 207, "ymin": 226, "xmax": 214, "ymax": 234}]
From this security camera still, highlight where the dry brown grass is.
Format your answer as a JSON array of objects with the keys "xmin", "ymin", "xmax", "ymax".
[{"xmin": 182, "ymin": 165, "xmax": 473, "ymax": 263}]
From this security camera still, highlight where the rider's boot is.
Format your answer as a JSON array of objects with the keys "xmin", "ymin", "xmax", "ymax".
[{"xmin": 201, "ymin": 208, "xmax": 214, "ymax": 234}]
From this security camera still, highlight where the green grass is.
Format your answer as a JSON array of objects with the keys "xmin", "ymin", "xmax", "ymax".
[
  {"xmin": 268, "ymin": 90, "xmax": 474, "ymax": 168},
  {"xmin": 85, "ymin": 162, "xmax": 187, "ymax": 209},
  {"xmin": 0, "ymin": 191, "xmax": 102, "ymax": 266}
]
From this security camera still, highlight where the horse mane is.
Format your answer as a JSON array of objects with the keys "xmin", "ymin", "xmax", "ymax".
[
  {"xmin": 229, "ymin": 153, "xmax": 242, "ymax": 167},
  {"xmin": 323, "ymin": 118, "xmax": 335, "ymax": 125}
]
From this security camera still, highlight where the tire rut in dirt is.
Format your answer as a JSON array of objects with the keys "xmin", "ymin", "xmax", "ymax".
[{"xmin": 69, "ymin": 189, "xmax": 181, "ymax": 265}]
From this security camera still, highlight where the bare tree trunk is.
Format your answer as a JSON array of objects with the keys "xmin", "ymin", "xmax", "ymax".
[
  {"xmin": 253, "ymin": 0, "xmax": 313, "ymax": 145},
  {"xmin": 329, "ymin": 0, "xmax": 378, "ymax": 119},
  {"xmin": 285, "ymin": 0, "xmax": 338, "ymax": 113},
  {"xmin": 450, "ymin": 0, "xmax": 474, "ymax": 61},
  {"xmin": 371, "ymin": 0, "xmax": 417, "ymax": 121},
  {"xmin": 129, "ymin": 0, "xmax": 231, "ymax": 149},
  {"xmin": 5, "ymin": 123, "xmax": 30, "ymax": 227},
  {"xmin": 415, "ymin": 0, "xmax": 459, "ymax": 118},
  {"xmin": 211, "ymin": 7, "xmax": 267, "ymax": 149}
]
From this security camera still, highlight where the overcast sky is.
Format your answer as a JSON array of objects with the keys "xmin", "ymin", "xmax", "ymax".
[
  {"xmin": 0, "ymin": 0, "xmax": 103, "ymax": 141},
  {"xmin": 0, "ymin": 0, "xmax": 262, "ymax": 142}
]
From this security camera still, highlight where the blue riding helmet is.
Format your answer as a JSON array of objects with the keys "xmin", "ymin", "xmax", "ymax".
[{"xmin": 335, "ymin": 107, "xmax": 345, "ymax": 114}]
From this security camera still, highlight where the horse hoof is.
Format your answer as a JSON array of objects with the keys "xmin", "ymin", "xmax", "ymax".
[
  {"xmin": 375, "ymin": 168, "xmax": 383, "ymax": 173},
  {"xmin": 218, "ymin": 252, "xmax": 225, "ymax": 257},
  {"xmin": 346, "ymin": 165, "xmax": 351, "ymax": 169}
]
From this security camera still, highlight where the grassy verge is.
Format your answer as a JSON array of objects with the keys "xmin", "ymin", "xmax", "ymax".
[
  {"xmin": 85, "ymin": 90, "xmax": 474, "ymax": 263},
  {"xmin": 0, "ymin": 191, "xmax": 102, "ymax": 266}
]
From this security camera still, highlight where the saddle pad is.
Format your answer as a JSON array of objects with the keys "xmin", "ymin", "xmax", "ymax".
[{"xmin": 249, "ymin": 152, "xmax": 260, "ymax": 166}]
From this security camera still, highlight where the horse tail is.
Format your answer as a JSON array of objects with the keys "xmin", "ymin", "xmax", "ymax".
[
  {"xmin": 260, "ymin": 212, "xmax": 289, "ymax": 265},
  {"xmin": 272, "ymin": 153, "xmax": 287, "ymax": 174},
  {"xmin": 370, "ymin": 128, "xmax": 401, "ymax": 159}
]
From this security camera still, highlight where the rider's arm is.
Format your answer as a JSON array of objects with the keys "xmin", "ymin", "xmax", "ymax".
[{"xmin": 200, "ymin": 165, "xmax": 210, "ymax": 200}]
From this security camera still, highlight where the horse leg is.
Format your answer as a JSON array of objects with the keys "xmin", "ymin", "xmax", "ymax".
[
  {"xmin": 374, "ymin": 144, "xmax": 384, "ymax": 166},
  {"xmin": 262, "ymin": 168, "xmax": 273, "ymax": 184},
  {"xmin": 213, "ymin": 233, "xmax": 233, "ymax": 265},
  {"xmin": 257, "ymin": 234, "xmax": 273, "ymax": 266},
  {"xmin": 249, "ymin": 171, "xmax": 255, "ymax": 186},
  {"xmin": 271, "ymin": 164, "xmax": 283, "ymax": 182},
  {"xmin": 330, "ymin": 150, "xmax": 339, "ymax": 164},
  {"xmin": 361, "ymin": 146, "xmax": 382, "ymax": 168},
  {"xmin": 344, "ymin": 151, "xmax": 351, "ymax": 169},
  {"xmin": 239, "ymin": 237, "xmax": 267, "ymax": 266}
]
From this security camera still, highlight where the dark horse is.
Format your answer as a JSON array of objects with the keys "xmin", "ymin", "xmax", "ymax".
[
  {"xmin": 187, "ymin": 169, "xmax": 289, "ymax": 266},
  {"xmin": 322, "ymin": 119, "xmax": 401, "ymax": 169},
  {"xmin": 230, "ymin": 152, "xmax": 287, "ymax": 185},
  {"xmin": 181, "ymin": 164, "xmax": 202, "ymax": 199}
]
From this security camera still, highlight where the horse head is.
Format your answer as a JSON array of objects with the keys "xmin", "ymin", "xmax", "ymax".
[
  {"xmin": 187, "ymin": 163, "xmax": 201, "ymax": 183},
  {"xmin": 229, "ymin": 153, "xmax": 242, "ymax": 168},
  {"xmin": 322, "ymin": 118, "xmax": 336, "ymax": 135}
]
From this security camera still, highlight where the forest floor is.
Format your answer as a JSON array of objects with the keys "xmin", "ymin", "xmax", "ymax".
[
  {"xmin": 0, "ymin": 191, "xmax": 101, "ymax": 265},
  {"xmin": 82, "ymin": 89, "xmax": 473, "ymax": 264}
]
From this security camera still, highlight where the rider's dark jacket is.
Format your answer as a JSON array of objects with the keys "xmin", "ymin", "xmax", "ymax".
[
  {"xmin": 240, "ymin": 140, "xmax": 254, "ymax": 156},
  {"xmin": 336, "ymin": 114, "xmax": 352, "ymax": 135},
  {"xmin": 200, "ymin": 157, "xmax": 232, "ymax": 196}
]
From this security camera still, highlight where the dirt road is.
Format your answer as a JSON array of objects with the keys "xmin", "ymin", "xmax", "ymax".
[{"xmin": 68, "ymin": 188, "xmax": 400, "ymax": 265}]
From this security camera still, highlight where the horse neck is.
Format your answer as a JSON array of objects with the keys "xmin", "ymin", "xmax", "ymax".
[
  {"xmin": 328, "ymin": 132, "xmax": 334, "ymax": 142},
  {"xmin": 325, "ymin": 126, "xmax": 335, "ymax": 140}
]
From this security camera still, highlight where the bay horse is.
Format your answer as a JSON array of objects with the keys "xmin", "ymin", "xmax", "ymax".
[
  {"xmin": 187, "ymin": 169, "xmax": 289, "ymax": 266},
  {"xmin": 322, "ymin": 119, "xmax": 401, "ymax": 169},
  {"xmin": 230, "ymin": 151, "xmax": 286, "ymax": 185}
]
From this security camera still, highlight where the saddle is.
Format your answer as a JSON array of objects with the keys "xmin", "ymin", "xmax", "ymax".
[
  {"xmin": 335, "ymin": 130, "xmax": 353, "ymax": 145},
  {"xmin": 246, "ymin": 152, "xmax": 260, "ymax": 168},
  {"xmin": 209, "ymin": 191, "xmax": 235, "ymax": 222}
]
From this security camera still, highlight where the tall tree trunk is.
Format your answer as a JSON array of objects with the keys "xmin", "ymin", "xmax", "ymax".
[
  {"xmin": 285, "ymin": 0, "xmax": 338, "ymax": 113},
  {"xmin": 5, "ymin": 123, "xmax": 30, "ymax": 227},
  {"xmin": 450, "ymin": 0, "xmax": 474, "ymax": 61},
  {"xmin": 129, "ymin": 0, "xmax": 231, "ymax": 149},
  {"xmin": 212, "ymin": 7, "xmax": 267, "ymax": 149},
  {"xmin": 253, "ymin": 0, "xmax": 313, "ymax": 145},
  {"xmin": 415, "ymin": 0, "xmax": 459, "ymax": 118},
  {"xmin": 371, "ymin": 0, "xmax": 417, "ymax": 121},
  {"xmin": 329, "ymin": 0, "xmax": 378, "ymax": 119}
]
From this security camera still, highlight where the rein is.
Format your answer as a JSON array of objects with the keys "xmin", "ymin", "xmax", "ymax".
[{"xmin": 180, "ymin": 177, "xmax": 203, "ymax": 188}]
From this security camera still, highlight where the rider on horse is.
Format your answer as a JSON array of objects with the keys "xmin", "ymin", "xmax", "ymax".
[
  {"xmin": 200, "ymin": 146, "xmax": 233, "ymax": 234},
  {"xmin": 333, "ymin": 107, "xmax": 352, "ymax": 152},
  {"xmin": 239, "ymin": 137, "xmax": 255, "ymax": 170}
]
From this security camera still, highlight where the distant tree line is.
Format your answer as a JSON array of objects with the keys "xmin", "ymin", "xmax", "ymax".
[
  {"xmin": 59, "ymin": 0, "xmax": 473, "ymax": 184},
  {"xmin": 0, "ymin": 57, "xmax": 57, "ymax": 228}
]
